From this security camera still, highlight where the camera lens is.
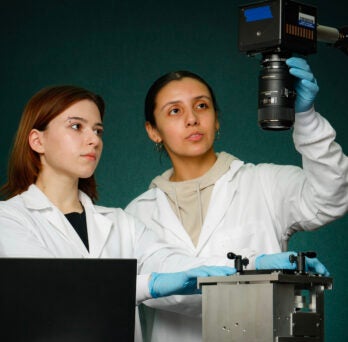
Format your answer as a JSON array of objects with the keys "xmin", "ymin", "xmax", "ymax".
[{"xmin": 258, "ymin": 54, "xmax": 296, "ymax": 130}]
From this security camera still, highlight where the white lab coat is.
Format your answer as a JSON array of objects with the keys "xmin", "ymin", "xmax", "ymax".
[
  {"xmin": 125, "ymin": 109, "xmax": 348, "ymax": 342},
  {"xmin": 0, "ymin": 185, "xmax": 231, "ymax": 342}
]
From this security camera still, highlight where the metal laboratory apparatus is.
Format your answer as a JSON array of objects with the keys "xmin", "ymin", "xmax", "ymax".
[{"xmin": 198, "ymin": 252, "xmax": 332, "ymax": 342}]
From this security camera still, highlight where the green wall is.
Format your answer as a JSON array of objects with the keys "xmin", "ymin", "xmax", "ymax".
[{"xmin": 1, "ymin": 1, "xmax": 347, "ymax": 340}]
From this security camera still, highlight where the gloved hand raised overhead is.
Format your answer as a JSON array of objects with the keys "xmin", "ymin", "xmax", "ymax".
[
  {"xmin": 286, "ymin": 57, "xmax": 319, "ymax": 113},
  {"xmin": 255, "ymin": 251, "xmax": 329, "ymax": 276},
  {"xmin": 149, "ymin": 265, "xmax": 236, "ymax": 298}
]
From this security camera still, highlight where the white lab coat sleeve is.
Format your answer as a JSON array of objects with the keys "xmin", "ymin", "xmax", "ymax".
[
  {"xmin": 260, "ymin": 108, "xmax": 348, "ymax": 236},
  {"xmin": 129, "ymin": 216, "xmax": 234, "ymax": 316},
  {"xmin": 132, "ymin": 216, "xmax": 233, "ymax": 274},
  {"xmin": 143, "ymin": 294, "xmax": 204, "ymax": 317},
  {"xmin": 136, "ymin": 274, "xmax": 152, "ymax": 305},
  {"xmin": 293, "ymin": 108, "xmax": 348, "ymax": 220},
  {"xmin": 138, "ymin": 250, "xmax": 256, "ymax": 318},
  {"xmin": 130, "ymin": 215, "xmax": 235, "ymax": 314},
  {"xmin": 135, "ymin": 274, "xmax": 203, "ymax": 316},
  {"xmin": 0, "ymin": 206, "xmax": 54, "ymax": 257}
]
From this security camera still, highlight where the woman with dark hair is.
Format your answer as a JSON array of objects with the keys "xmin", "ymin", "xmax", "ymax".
[
  {"xmin": 126, "ymin": 58, "xmax": 348, "ymax": 342},
  {"xmin": 0, "ymin": 85, "xmax": 237, "ymax": 341}
]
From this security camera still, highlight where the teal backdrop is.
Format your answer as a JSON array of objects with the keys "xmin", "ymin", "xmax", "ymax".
[{"xmin": 1, "ymin": 1, "xmax": 347, "ymax": 340}]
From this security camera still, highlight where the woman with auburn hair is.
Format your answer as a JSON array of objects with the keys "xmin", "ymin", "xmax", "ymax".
[
  {"xmin": 126, "ymin": 58, "xmax": 348, "ymax": 342},
  {"xmin": 0, "ymin": 85, "xmax": 237, "ymax": 342},
  {"xmin": 1, "ymin": 86, "xmax": 104, "ymax": 200}
]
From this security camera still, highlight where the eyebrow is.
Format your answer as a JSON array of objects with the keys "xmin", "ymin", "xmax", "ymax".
[
  {"xmin": 159, "ymin": 95, "xmax": 212, "ymax": 112},
  {"xmin": 66, "ymin": 116, "xmax": 103, "ymax": 127}
]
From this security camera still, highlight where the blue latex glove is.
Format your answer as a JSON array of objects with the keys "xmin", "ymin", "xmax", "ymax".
[
  {"xmin": 149, "ymin": 265, "xmax": 236, "ymax": 298},
  {"xmin": 286, "ymin": 57, "xmax": 319, "ymax": 113},
  {"xmin": 255, "ymin": 252, "xmax": 329, "ymax": 276}
]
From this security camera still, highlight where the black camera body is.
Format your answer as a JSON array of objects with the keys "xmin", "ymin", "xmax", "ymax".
[{"xmin": 239, "ymin": 0, "xmax": 317, "ymax": 130}]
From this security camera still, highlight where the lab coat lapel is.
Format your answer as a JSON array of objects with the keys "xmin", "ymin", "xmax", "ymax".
[
  {"xmin": 22, "ymin": 185, "xmax": 113, "ymax": 257},
  {"xmin": 44, "ymin": 208, "xmax": 90, "ymax": 256},
  {"xmin": 196, "ymin": 161, "xmax": 243, "ymax": 253},
  {"xmin": 85, "ymin": 207, "xmax": 112, "ymax": 257},
  {"xmin": 153, "ymin": 189, "xmax": 195, "ymax": 249},
  {"xmin": 22, "ymin": 186, "xmax": 90, "ymax": 256},
  {"xmin": 79, "ymin": 192, "xmax": 112, "ymax": 258}
]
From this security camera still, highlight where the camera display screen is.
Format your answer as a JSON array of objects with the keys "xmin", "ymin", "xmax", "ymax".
[{"xmin": 244, "ymin": 5, "xmax": 273, "ymax": 23}]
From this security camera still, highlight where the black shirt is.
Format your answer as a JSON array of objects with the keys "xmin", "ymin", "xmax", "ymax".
[{"xmin": 65, "ymin": 208, "xmax": 89, "ymax": 251}]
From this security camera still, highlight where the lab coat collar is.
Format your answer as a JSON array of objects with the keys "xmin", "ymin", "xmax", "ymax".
[
  {"xmin": 21, "ymin": 185, "xmax": 113, "ymax": 257},
  {"xmin": 134, "ymin": 188, "xmax": 157, "ymax": 201},
  {"xmin": 151, "ymin": 159, "xmax": 245, "ymax": 253},
  {"xmin": 22, "ymin": 184, "xmax": 57, "ymax": 210},
  {"xmin": 22, "ymin": 184, "xmax": 114, "ymax": 213}
]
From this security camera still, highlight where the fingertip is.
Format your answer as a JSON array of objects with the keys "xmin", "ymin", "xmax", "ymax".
[
  {"xmin": 286, "ymin": 57, "xmax": 308, "ymax": 68},
  {"xmin": 314, "ymin": 262, "xmax": 330, "ymax": 276},
  {"xmin": 225, "ymin": 269, "xmax": 236, "ymax": 276},
  {"xmin": 320, "ymin": 265, "xmax": 330, "ymax": 277}
]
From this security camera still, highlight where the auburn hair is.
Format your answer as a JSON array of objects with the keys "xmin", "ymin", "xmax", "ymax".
[{"xmin": 0, "ymin": 85, "xmax": 105, "ymax": 201}]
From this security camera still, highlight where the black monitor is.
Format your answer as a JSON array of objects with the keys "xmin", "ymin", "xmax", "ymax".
[{"xmin": 0, "ymin": 258, "xmax": 137, "ymax": 342}]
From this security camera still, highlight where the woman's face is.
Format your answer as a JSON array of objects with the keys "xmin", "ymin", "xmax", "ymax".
[
  {"xmin": 31, "ymin": 99, "xmax": 103, "ymax": 181},
  {"xmin": 147, "ymin": 77, "xmax": 219, "ymax": 162}
]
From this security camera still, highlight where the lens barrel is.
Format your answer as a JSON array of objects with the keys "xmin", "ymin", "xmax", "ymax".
[{"xmin": 258, "ymin": 54, "xmax": 296, "ymax": 130}]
